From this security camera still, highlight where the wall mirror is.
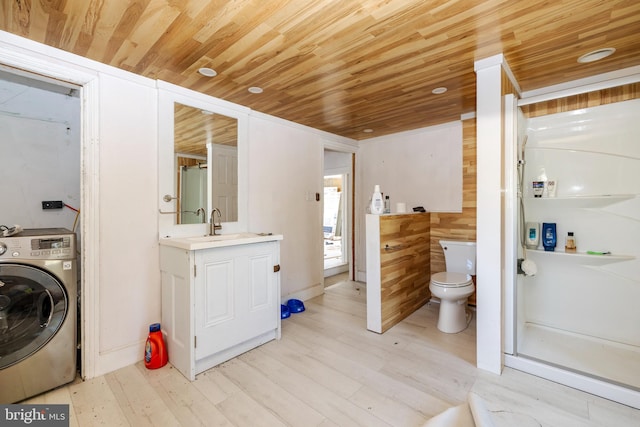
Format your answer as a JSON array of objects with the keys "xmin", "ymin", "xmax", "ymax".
[
  {"xmin": 158, "ymin": 81, "xmax": 249, "ymax": 238},
  {"xmin": 174, "ymin": 103, "xmax": 238, "ymax": 224}
]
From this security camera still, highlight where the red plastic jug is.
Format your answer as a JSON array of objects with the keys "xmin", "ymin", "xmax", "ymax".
[{"xmin": 144, "ymin": 323, "xmax": 168, "ymax": 369}]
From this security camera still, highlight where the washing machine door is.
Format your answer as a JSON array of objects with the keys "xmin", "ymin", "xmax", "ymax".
[{"xmin": 0, "ymin": 264, "xmax": 68, "ymax": 370}]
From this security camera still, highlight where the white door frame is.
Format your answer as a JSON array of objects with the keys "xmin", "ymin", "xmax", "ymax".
[{"xmin": 0, "ymin": 37, "xmax": 100, "ymax": 379}]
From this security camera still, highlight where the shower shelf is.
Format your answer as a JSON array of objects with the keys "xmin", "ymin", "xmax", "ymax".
[
  {"xmin": 525, "ymin": 194, "xmax": 635, "ymax": 208},
  {"xmin": 528, "ymin": 249, "xmax": 635, "ymax": 265}
]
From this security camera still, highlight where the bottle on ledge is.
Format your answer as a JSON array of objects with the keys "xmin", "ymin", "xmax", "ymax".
[
  {"xmin": 565, "ymin": 232, "xmax": 576, "ymax": 253},
  {"xmin": 370, "ymin": 185, "xmax": 384, "ymax": 214}
]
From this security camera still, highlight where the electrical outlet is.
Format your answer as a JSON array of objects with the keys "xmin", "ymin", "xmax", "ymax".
[{"xmin": 42, "ymin": 201, "xmax": 64, "ymax": 210}]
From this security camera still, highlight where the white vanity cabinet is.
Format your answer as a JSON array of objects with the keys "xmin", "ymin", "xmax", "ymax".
[{"xmin": 160, "ymin": 236, "xmax": 282, "ymax": 381}]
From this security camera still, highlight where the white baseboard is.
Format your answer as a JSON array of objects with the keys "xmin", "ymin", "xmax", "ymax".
[
  {"xmin": 323, "ymin": 263, "xmax": 348, "ymax": 277},
  {"xmin": 282, "ymin": 282, "xmax": 324, "ymax": 303},
  {"xmin": 93, "ymin": 341, "xmax": 145, "ymax": 378}
]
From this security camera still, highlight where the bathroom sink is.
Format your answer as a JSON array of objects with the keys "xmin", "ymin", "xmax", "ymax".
[
  {"xmin": 186, "ymin": 233, "xmax": 255, "ymax": 242},
  {"xmin": 160, "ymin": 232, "xmax": 282, "ymax": 250}
]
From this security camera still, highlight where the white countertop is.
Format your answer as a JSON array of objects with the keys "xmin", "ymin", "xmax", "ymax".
[{"xmin": 159, "ymin": 232, "xmax": 283, "ymax": 250}]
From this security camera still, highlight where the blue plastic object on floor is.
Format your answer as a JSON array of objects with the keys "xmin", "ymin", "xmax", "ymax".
[
  {"xmin": 287, "ymin": 299, "xmax": 305, "ymax": 313},
  {"xmin": 281, "ymin": 304, "xmax": 290, "ymax": 319}
]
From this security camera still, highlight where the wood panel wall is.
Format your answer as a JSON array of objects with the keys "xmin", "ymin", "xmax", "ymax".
[
  {"xmin": 378, "ymin": 213, "xmax": 431, "ymax": 333},
  {"xmin": 430, "ymin": 118, "xmax": 477, "ymax": 304},
  {"xmin": 501, "ymin": 69, "xmax": 518, "ymax": 96},
  {"xmin": 521, "ymin": 83, "xmax": 640, "ymax": 117}
]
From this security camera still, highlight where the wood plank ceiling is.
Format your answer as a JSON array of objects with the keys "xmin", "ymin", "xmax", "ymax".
[{"xmin": 1, "ymin": 0, "xmax": 639, "ymax": 140}]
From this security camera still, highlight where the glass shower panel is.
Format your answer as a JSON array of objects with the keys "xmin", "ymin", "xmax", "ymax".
[{"xmin": 180, "ymin": 165, "xmax": 207, "ymax": 224}]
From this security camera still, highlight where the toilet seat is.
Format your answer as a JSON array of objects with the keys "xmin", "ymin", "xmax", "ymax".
[{"xmin": 431, "ymin": 272, "xmax": 473, "ymax": 288}]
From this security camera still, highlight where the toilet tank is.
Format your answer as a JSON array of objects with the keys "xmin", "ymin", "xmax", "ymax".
[{"xmin": 440, "ymin": 240, "xmax": 476, "ymax": 275}]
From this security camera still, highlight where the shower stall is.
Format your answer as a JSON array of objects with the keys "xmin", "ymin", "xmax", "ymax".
[{"xmin": 504, "ymin": 97, "xmax": 640, "ymax": 408}]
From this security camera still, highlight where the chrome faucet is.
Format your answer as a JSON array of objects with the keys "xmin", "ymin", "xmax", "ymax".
[
  {"xmin": 210, "ymin": 208, "xmax": 222, "ymax": 235},
  {"xmin": 195, "ymin": 208, "xmax": 206, "ymax": 223}
]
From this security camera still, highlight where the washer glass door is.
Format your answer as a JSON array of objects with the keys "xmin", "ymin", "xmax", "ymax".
[{"xmin": 0, "ymin": 264, "xmax": 68, "ymax": 369}]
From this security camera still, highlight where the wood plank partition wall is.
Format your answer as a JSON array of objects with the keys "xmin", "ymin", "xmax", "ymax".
[
  {"xmin": 380, "ymin": 213, "xmax": 431, "ymax": 333},
  {"xmin": 430, "ymin": 118, "xmax": 477, "ymax": 303},
  {"xmin": 367, "ymin": 213, "xmax": 431, "ymax": 333}
]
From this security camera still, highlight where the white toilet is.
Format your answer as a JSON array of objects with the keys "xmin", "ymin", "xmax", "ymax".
[{"xmin": 429, "ymin": 240, "xmax": 476, "ymax": 333}]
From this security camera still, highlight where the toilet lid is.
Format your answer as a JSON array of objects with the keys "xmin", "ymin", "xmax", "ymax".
[{"xmin": 431, "ymin": 272, "xmax": 473, "ymax": 288}]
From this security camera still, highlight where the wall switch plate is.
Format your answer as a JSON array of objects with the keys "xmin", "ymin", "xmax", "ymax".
[{"xmin": 42, "ymin": 200, "xmax": 64, "ymax": 209}]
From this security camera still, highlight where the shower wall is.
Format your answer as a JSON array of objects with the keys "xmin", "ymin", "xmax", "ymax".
[{"xmin": 520, "ymin": 98, "xmax": 640, "ymax": 353}]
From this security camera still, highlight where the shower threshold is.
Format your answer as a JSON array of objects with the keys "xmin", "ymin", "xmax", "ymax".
[{"xmin": 517, "ymin": 323, "xmax": 640, "ymax": 391}]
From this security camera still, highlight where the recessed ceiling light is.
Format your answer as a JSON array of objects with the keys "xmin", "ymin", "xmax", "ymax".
[
  {"xmin": 432, "ymin": 87, "xmax": 447, "ymax": 94},
  {"xmin": 363, "ymin": 128, "xmax": 374, "ymax": 133},
  {"xmin": 577, "ymin": 48, "xmax": 615, "ymax": 63},
  {"xmin": 248, "ymin": 86, "xmax": 263, "ymax": 94},
  {"xmin": 198, "ymin": 67, "xmax": 217, "ymax": 77}
]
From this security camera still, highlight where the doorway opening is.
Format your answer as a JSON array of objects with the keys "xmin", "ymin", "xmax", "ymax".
[
  {"xmin": 323, "ymin": 174, "xmax": 347, "ymax": 273},
  {"xmin": 0, "ymin": 68, "xmax": 82, "ymax": 375},
  {"xmin": 323, "ymin": 149, "xmax": 352, "ymax": 280}
]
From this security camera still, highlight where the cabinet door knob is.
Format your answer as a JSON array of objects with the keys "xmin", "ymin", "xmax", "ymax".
[{"xmin": 273, "ymin": 264, "xmax": 281, "ymax": 272}]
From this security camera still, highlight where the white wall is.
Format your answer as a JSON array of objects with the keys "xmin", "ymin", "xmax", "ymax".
[
  {"xmin": 95, "ymin": 74, "xmax": 159, "ymax": 374},
  {"xmin": 0, "ymin": 80, "xmax": 81, "ymax": 229},
  {"xmin": 355, "ymin": 121, "xmax": 463, "ymax": 280},
  {"xmin": 247, "ymin": 112, "xmax": 343, "ymax": 301},
  {"xmin": 324, "ymin": 150, "xmax": 351, "ymax": 172}
]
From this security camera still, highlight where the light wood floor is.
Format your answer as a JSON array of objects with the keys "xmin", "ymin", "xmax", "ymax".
[{"xmin": 26, "ymin": 278, "xmax": 639, "ymax": 426}]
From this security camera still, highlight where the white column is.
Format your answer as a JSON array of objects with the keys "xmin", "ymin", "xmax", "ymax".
[{"xmin": 474, "ymin": 54, "xmax": 505, "ymax": 374}]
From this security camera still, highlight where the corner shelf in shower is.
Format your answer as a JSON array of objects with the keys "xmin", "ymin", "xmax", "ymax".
[
  {"xmin": 525, "ymin": 194, "xmax": 635, "ymax": 208},
  {"xmin": 527, "ymin": 249, "xmax": 635, "ymax": 265}
]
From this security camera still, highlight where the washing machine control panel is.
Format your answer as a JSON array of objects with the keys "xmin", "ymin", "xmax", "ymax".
[
  {"xmin": 0, "ymin": 230, "xmax": 76, "ymax": 260},
  {"xmin": 31, "ymin": 236, "xmax": 72, "ymax": 250}
]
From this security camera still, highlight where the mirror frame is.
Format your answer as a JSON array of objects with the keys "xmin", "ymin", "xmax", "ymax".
[{"xmin": 158, "ymin": 80, "xmax": 249, "ymax": 238}]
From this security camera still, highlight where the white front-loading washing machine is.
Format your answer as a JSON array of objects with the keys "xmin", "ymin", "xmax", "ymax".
[{"xmin": 0, "ymin": 228, "xmax": 77, "ymax": 403}]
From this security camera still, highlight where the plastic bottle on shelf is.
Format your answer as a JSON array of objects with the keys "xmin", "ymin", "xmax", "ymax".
[
  {"xmin": 384, "ymin": 195, "xmax": 391, "ymax": 214},
  {"xmin": 144, "ymin": 323, "xmax": 168, "ymax": 369},
  {"xmin": 542, "ymin": 222, "xmax": 557, "ymax": 252},
  {"xmin": 525, "ymin": 222, "xmax": 539, "ymax": 249},
  {"xmin": 370, "ymin": 185, "xmax": 384, "ymax": 214},
  {"xmin": 565, "ymin": 232, "xmax": 576, "ymax": 253}
]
